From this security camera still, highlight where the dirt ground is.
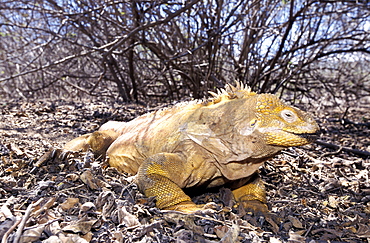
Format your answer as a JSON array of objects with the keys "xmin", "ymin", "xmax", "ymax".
[{"xmin": 0, "ymin": 98, "xmax": 369, "ymax": 242}]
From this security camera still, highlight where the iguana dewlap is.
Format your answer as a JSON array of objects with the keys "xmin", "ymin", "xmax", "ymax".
[{"xmin": 62, "ymin": 83, "xmax": 319, "ymax": 213}]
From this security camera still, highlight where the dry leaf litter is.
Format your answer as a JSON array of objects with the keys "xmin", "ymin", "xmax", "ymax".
[{"xmin": 0, "ymin": 99, "xmax": 369, "ymax": 242}]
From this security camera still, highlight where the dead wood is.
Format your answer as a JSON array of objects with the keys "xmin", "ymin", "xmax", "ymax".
[{"xmin": 315, "ymin": 140, "xmax": 370, "ymax": 157}]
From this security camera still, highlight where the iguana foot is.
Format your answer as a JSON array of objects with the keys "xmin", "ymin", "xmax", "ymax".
[
  {"xmin": 231, "ymin": 174, "xmax": 281, "ymax": 224},
  {"xmin": 35, "ymin": 130, "xmax": 119, "ymax": 168},
  {"xmin": 240, "ymin": 199, "xmax": 268, "ymax": 214},
  {"xmin": 34, "ymin": 148, "xmax": 73, "ymax": 168},
  {"xmin": 240, "ymin": 200, "xmax": 282, "ymax": 225}
]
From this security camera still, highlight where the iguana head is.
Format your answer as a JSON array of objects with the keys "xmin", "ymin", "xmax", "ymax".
[
  {"xmin": 209, "ymin": 82, "xmax": 319, "ymax": 148},
  {"xmin": 252, "ymin": 93, "xmax": 319, "ymax": 147}
]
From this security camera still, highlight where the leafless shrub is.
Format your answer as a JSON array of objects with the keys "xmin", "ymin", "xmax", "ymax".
[{"xmin": 0, "ymin": 0, "xmax": 369, "ymax": 104}]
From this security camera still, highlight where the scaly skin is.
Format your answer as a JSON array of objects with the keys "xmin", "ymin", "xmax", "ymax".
[{"xmin": 61, "ymin": 82, "xmax": 319, "ymax": 213}]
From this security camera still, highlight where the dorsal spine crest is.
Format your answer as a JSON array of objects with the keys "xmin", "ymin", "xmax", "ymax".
[{"xmin": 208, "ymin": 81, "xmax": 257, "ymax": 104}]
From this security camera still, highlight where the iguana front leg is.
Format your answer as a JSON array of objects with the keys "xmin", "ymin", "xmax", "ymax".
[
  {"xmin": 231, "ymin": 174, "xmax": 268, "ymax": 214},
  {"xmin": 35, "ymin": 130, "xmax": 120, "ymax": 169},
  {"xmin": 63, "ymin": 130, "xmax": 119, "ymax": 158},
  {"xmin": 137, "ymin": 153, "xmax": 204, "ymax": 213}
]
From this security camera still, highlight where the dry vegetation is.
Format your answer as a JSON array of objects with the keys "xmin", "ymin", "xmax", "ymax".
[{"xmin": 1, "ymin": 0, "xmax": 370, "ymax": 102}]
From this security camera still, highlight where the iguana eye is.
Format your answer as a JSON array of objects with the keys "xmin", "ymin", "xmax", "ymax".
[
  {"xmin": 281, "ymin": 109, "xmax": 297, "ymax": 123},
  {"xmin": 250, "ymin": 118, "xmax": 257, "ymax": 127}
]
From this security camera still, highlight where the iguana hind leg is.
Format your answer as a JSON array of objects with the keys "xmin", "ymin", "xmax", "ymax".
[{"xmin": 137, "ymin": 153, "xmax": 203, "ymax": 213}]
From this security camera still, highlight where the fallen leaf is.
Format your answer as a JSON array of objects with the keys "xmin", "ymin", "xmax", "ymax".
[
  {"xmin": 19, "ymin": 225, "xmax": 45, "ymax": 243},
  {"xmin": 162, "ymin": 212, "xmax": 203, "ymax": 235},
  {"xmin": 66, "ymin": 174, "xmax": 79, "ymax": 181},
  {"xmin": 118, "ymin": 206, "xmax": 140, "ymax": 227},
  {"xmin": 0, "ymin": 203, "xmax": 14, "ymax": 218},
  {"xmin": 95, "ymin": 191, "xmax": 116, "ymax": 216},
  {"xmin": 112, "ymin": 231, "xmax": 125, "ymax": 242},
  {"xmin": 357, "ymin": 223, "xmax": 370, "ymax": 238},
  {"xmin": 60, "ymin": 198, "xmax": 80, "ymax": 211},
  {"xmin": 0, "ymin": 217, "xmax": 18, "ymax": 238},
  {"xmin": 269, "ymin": 237, "xmax": 283, "ymax": 243},
  {"xmin": 80, "ymin": 202, "xmax": 96, "ymax": 212},
  {"xmin": 288, "ymin": 230, "xmax": 306, "ymax": 242},
  {"xmin": 311, "ymin": 228, "xmax": 343, "ymax": 238},
  {"xmin": 288, "ymin": 215, "xmax": 304, "ymax": 229},
  {"xmin": 45, "ymin": 219, "xmax": 62, "ymax": 236},
  {"xmin": 133, "ymin": 220, "xmax": 164, "ymax": 239},
  {"xmin": 42, "ymin": 235, "xmax": 62, "ymax": 243},
  {"xmin": 219, "ymin": 224, "xmax": 239, "ymax": 243},
  {"xmin": 59, "ymin": 233, "xmax": 90, "ymax": 243},
  {"xmin": 10, "ymin": 143, "xmax": 24, "ymax": 156},
  {"xmin": 328, "ymin": 195, "xmax": 339, "ymax": 208},
  {"xmin": 214, "ymin": 225, "xmax": 229, "ymax": 238},
  {"xmin": 81, "ymin": 231, "xmax": 93, "ymax": 242},
  {"xmin": 62, "ymin": 219, "xmax": 97, "ymax": 235},
  {"xmin": 80, "ymin": 169, "xmax": 99, "ymax": 190},
  {"xmin": 173, "ymin": 229, "xmax": 194, "ymax": 243}
]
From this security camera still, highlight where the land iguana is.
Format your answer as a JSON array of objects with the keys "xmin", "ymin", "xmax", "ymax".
[{"xmin": 57, "ymin": 82, "xmax": 319, "ymax": 213}]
